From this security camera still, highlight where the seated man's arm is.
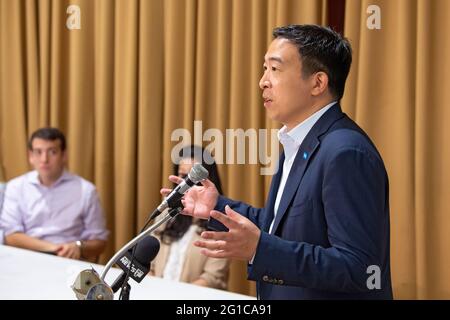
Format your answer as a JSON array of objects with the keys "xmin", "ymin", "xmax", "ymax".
[
  {"xmin": 1, "ymin": 182, "xmax": 60, "ymax": 253},
  {"xmin": 78, "ymin": 186, "xmax": 109, "ymax": 260},
  {"xmin": 78, "ymin": 239, "xmax": 106, "ymax": 261},
  {"xmin": 56, "ymin": 239, "xmax": 106, "ymax": 261},
  {"xmin": 5, "ymin": 232, "xmax": 61, "ymax": 253}
]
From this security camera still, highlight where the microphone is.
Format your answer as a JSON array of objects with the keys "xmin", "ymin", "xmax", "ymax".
[
  {"xmin": 150, "ymin": 163, "xmax": 209, "ymax": 220},
  {"xmin": 110, "ymin": 235, "xmax": 160, "ymax": 293}
]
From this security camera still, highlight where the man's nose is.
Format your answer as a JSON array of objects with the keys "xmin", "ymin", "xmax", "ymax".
[
  {"xmin": 41, "ymin": 152, "xmax": 49, "ymax": 162},
  {"xmin": 259, "ymin": 74, "xmax": 270, "ymax": 90}
]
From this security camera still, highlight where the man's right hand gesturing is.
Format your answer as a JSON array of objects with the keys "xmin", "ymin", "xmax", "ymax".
[{"xmin": 160, "ymin": 175, "xmax": 219, "ymax": 220}]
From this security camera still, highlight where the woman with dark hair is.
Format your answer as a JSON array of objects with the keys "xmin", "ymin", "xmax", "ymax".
[{"xmin": 150, "ymin": 146, "xmax": 230, "ymax": 289}]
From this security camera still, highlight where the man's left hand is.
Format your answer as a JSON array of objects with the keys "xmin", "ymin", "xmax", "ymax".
[
  {"xmin": 56, "ymin": 242, "xmax": 81, "ymax": 260},
  {"xmin": 194, "ymin": 205, "xmax": 261, "ymax": 261}
]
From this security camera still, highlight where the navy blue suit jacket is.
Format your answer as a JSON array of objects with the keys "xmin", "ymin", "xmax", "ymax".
[{"xmin": 213, "ymin": 104, "xmax": 393, "ymax": 299}]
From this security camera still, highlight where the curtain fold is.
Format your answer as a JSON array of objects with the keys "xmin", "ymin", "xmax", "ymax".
[
  {"xmin": 343, "ymin": 0, "xmax": 450, "ymax": 299},
  {"xmin": 1, "ymin": 0, "xmax": 326, "ymax": 296},
  {"xmin": 10, "ymin": 0, "xmax": 450, "ymax": 298}
]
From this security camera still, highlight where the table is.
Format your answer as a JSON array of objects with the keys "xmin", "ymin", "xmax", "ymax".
[{"xmin": 0, "ymin": 245, "xmax": 254, "ymax": 300}]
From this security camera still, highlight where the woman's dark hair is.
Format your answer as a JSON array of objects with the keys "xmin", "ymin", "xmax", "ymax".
[{"xmin": 158, "ymin": 145, "xmax": 223, "ymax": 244}]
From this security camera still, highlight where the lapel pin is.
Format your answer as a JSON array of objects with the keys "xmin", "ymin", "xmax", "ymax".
[{"xmin": 303, "ymin": 152, "xmax": 308, "ymax": 160}]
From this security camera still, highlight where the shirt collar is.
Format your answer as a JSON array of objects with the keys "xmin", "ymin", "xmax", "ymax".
[
  {"xmin": 28, "ymin": 170, "xmax": 72, "ymax": 187},
  {"xmin": 278, "ymin": 101, "xmax": 337, "ymax": 158}
]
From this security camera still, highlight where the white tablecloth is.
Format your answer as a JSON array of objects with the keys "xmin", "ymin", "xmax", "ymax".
[{"xmin": 0, "ymin": 244, "xmax": 254, "ymax": 300}]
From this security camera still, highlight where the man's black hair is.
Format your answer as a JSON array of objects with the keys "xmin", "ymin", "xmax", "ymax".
[
  {"xmin": 273, "ymin": 24, "xmax": 352, "ymax": 100},
  {"xmin": 28, "ymin": 127, "xmax": 66, "ymax": 151}
]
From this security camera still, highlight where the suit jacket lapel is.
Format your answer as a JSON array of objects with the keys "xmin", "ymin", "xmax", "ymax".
[{"xmin": 270, "ymin": 104, "xmax": 346, "ymax": 234}]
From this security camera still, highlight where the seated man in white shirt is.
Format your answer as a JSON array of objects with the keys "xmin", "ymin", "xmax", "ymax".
[{"xmin": 0, "ymin": 127, "xmax": 109, "ymax": 261}]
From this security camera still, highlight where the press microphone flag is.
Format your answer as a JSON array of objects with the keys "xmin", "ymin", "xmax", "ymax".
[{"xmin": 110, "ymin": 236, "xmax": 160, "ymax": 293}]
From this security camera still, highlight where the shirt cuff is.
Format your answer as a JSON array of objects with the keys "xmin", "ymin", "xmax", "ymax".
[{"xmin": 249, "ymin": 253, "xmax": 256, "ymax": 265}]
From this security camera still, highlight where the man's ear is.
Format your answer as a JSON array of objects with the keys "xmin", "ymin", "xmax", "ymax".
[
  {"xmin": 311, "ymin": 71, "xmax": 329, "ymax": 97},
  {"xmin": 28, "ymin": 150, "xmax": 33, "ymax": 166},
  {"xmin": 62, "ymin": 150, "xmax": 68, "ymax": 164}
]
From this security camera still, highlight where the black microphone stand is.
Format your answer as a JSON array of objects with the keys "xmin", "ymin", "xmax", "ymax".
[{"xmin": 119, "ymin": 282, "xmax": 131, "ymax": 300}]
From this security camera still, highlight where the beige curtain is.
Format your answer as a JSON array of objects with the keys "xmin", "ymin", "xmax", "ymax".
[
  {"xmin": 0, "ymin": 0, "xmax": 327, "ymax": 296},
  {"xmin": 343, "ymin": 0, "xmax": 450, "ymax": 299},
  {"xmin": 3, "ymin": 0, "xmax": 450, "ymax": 300}
]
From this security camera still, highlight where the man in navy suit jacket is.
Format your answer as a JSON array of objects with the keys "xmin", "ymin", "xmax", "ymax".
[{"xmin": 162, "ymin": 25, "xmax": 392, "ymax": 299}]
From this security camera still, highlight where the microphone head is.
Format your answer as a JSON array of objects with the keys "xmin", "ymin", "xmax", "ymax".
[
  {"xmin": 111, "ymin": 236, "xmax": 160, "ymax": 291},
  {"xmin": 188, "ymin": 164, "xmax": 209, "ymax": 183},
  {"xmin": 132, "ymin": 236, "xmax": 160, "ymax": 267}
]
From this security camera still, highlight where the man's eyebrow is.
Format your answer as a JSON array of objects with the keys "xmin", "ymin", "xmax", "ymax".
[
  {"xmin": 264, "ymin": 56, "xmax": 283, "ymax": 64},
  {"xmin": 32, "ymin": 147, "xmax": 57, "ymax": 151}
]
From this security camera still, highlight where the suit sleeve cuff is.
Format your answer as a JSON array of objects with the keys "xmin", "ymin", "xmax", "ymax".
[{"xmin": 214, "ymin": 195, "xmax": 229, "ymax": 212}]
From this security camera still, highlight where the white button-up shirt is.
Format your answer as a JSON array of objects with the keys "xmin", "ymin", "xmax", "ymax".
[
  {"xmin": 269, "ymin": 101, "xmax": 336, "ymax": 233},
  {"xmin": 163, "ymin": 224, "xmax": 198, "ymax": 281},
  {"xmin": 0, "ymin": 170, "xmax": 109, "ymax": 243}
]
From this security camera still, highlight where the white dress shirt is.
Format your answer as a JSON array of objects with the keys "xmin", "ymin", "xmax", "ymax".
[
  {"xmin": 163, "ymin": 224, "xmax": 198, "ymax": 281},
  {"xmin": 0, "ymin": 170, "xmax": 109, "ymax": 243},
  {"xmin": 269, "ymin": 101, "xmax": 336, "ymax": 233}
]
